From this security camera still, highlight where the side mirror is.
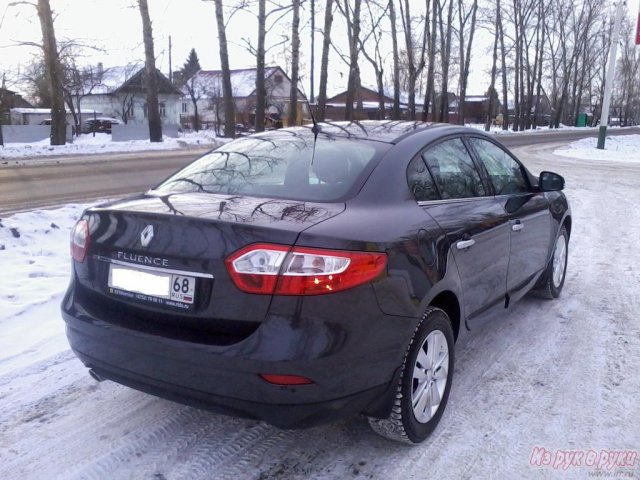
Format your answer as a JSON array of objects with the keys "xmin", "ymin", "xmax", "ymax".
[{"xmin": 539, "ymin": 171, "xmax": 565, "ymax": 191}]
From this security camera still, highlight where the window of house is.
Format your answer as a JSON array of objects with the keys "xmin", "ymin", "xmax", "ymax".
[
  {"xmin": 160, "ymin": 102, "xmax": 166, "ymax": 118},
  {"xmin": 274, "ymin": 74, "xmax": 283, "ymax": 84},
  {"xmin": 182, "ymin": 102, "xmax": 188, "ymax": 113}
]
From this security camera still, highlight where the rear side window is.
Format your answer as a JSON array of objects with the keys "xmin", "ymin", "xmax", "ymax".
[
  {"xmin": 469, "ymin": 138, "xmax": 530, "ymax": 195},
  {"xmin": 422, "ymin": 138, "xmax": 486, "ymax": 199},
  {"xmin": 407, "ymin": 157, "xmax": 439, "ymax": 201},
  {"xmin": 153, "ymin": 133, "xmax": 382, "ymax": 202}
]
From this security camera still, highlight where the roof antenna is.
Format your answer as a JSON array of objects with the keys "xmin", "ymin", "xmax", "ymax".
[{"xmin": 296, "ymin": 77, "xmax": 320, "ymax": 137}]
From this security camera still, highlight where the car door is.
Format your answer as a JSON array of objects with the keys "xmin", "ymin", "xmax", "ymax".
[
  {"xmin": 467, "ymin": 137, "xmax": 551, "ymax": 299},
  {"xmin": 408, "ymin": 137, "xmax": 511, "ymax": 323}
]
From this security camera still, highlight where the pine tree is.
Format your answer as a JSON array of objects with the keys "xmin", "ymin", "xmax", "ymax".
[
  {"xmin": 181, "ymin": 49, "xmax": 203, "ymax": 131},
  {"xmin": 182, "ymin": 49, "xmax": 201, "ymax": 81}
]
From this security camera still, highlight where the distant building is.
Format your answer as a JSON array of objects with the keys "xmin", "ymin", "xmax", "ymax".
[
  {"xmin": 324, "ymin": 86, "xmax": 396, "ymax": 120},
  {"xmin": 81, "ymin": 66, "xmax": 182, "ymax": 127},
  {"xmin": 0, "ymin": 87, "xmax": 33, "ymax": 124},
  {"xmin": 180, "ymin": 66, "xmax": 309, "ymax": 130},
  {"xmin": 9, "ymin": 107, "xmax": 103, "ymax": 127}
]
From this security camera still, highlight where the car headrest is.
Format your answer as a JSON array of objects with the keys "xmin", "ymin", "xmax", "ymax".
[{"xmin": 312, "ymin": 156, "xmax": 351, "ymax": 185}]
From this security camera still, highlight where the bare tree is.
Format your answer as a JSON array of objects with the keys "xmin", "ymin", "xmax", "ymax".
[
  {"xmin": 436, "ymin": 0, "xmax": 454, "ymax": 122},
  {"xmin": 36, "ymin": 0, "xmax": 65, "ymax": 145},
  {"xmin": 287, "ymin": 0, "xmax": 301, "ymax": 127},
  {"xmin": 398, "ymin": 0, "xmax": 427, "ymax": 120},
  {"xmin": 359, "ymin": 0, "xmax": 390, "ymax": 119},
  {"xmin": 497, "ymin": 0, "xmax": 509, "ymax": 130},
  {"xmin": 456, "ymin": 0, "xmax": 478, "ymax": 125},
  {"xmin": 389, "ymin": 0, "xmax": 401, "ymax": 119},
  {"xmin": 214, "ymin": 0, "xmax": 236, "ymax": 137},
  {"xmin": 256, "ymin": 0, "xmax": 267, "ymax": 131},
  {"xmin": 337, "ymin": 0, "xmax": 363, "ymax": 120},
  {"xmin": 422, "ymin": 1, "xmax": 438, "ymax": 122},
  {"xmin": 485, "ymin": 1, "xmax": 500, "ymax": 131},
  {"xmin": 138, "ymin": 0, "xmax": 162, "ymax": 142},
  {"xmin": 316, "ymin": 0, "xmax": 335, "ymax": 121}
]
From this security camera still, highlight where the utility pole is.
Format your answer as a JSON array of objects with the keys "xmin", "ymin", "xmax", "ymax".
[
  {"xmin": 597, "ymin": 0, "xmax": 626, "ymax": 150},
  {"xmin": 169, "ymin": 35, "xmax": 173, "ymax": 84}
]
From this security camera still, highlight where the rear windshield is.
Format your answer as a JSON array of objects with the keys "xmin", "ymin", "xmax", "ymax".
[{"xmin": 152, "ymin": 131, "xmax": 385, "ymax": 202}]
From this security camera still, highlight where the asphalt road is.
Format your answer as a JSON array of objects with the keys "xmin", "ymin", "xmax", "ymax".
[
  {"xmin": 0, "ymin": 148, "xmax": 210, "ymax": 215},
  {"xmin": 1, "ymin": 127, "xmax": 638, "ymax": 215}
]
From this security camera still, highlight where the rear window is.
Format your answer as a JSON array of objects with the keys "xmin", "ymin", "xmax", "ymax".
[{"xmin": 152, "ymin": 132, "xmax": 383, "ymax": 202}]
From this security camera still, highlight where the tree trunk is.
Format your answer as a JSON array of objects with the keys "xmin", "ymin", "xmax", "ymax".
[
  {"xmin": 193, "ymin": 99, "xmax": 200, "ymax": 131},
  {"xmin": 255, "ymin": 0, "xmax": 266, "ymax": 132},
  {"xmin": 344, "ymin": 0, "xmax": 362, "ymax": 121},
  {"xmin": 422, "ymin": 2, "xmax": 437, "ymax": 122},
  {"xmin": 389, "ymin": 0, "xmax": 401, "ymax": 120},
  {"xmin": 138, "ymin": 0, "xmax": 162, "ymax": 142},
  {"xmin": 438, "ymin": 0, "xmax": 454, "ymax": 122},
  {"xmin": 485, "ymin": 5, "xmax": 499, "ymax": 132},
  {"xmin": 400, "ymin": 0, "xmax": 416, "ymax": 120},
  {"xmin": 533, "ymin": 3, "xmax": 545, "ymax": 128},
  {"xmin": 36, "ymin": 0, "xmax": 66, "ymax": 145},
  {"xmin": 497, "ymin": 0, "xmax": 509, "ymax": 130},
  {"xmin": 316, "ymin": 0, "xmax": 334, "ymax": 122},
  {"xmin": 214, "ymin": 0, "xmax": 236, "ymax": 138},
  {"xmin": 458, "ymin": 0, "xmax": 478, "ymax": 125},
  {"xmin": 288, "ymin": 0, "xmax": 301, "ymax": 126}
]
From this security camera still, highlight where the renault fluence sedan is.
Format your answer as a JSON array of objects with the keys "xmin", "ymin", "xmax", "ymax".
[{"xmin": 62, "ymin": 121, "xmax": 571, "ymax": 443}]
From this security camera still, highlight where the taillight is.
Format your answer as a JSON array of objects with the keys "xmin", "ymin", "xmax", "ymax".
[
  {"xmin": 225, "ymin": 243, "xmax": 387, "ymax": 295},
  {"xmin": 70, "ymin": 219, "xmax": 90, "ymax": 262}
]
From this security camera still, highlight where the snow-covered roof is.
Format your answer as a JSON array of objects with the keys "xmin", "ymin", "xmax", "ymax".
[
  {"xmin": 10, "ymin": 108, "xmax": 50, "ymax": 114},
  {"xmin": 187, "ymin": 66, "xmax": 290, "ymax": 98},
  {"xmin": 80, "ymin": 64, "xmax": 145, "ymax": 95},
  {"xmin": 10, "ymin": 108, "xmax": 103, "ymax": 114}
]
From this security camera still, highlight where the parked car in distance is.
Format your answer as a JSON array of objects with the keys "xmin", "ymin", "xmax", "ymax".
[
  {"xmin": 83, "ymin": 117, "xmax": 122, "ymax": 134},
  {"xmin": 62, "ymin": 121, "xmax": 571, "ymax": 444}
]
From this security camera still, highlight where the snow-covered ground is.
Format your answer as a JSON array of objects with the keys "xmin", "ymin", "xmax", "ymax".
[
  {"xmin": 0, "ymin": 130, "xmax": 225, "ymax": 160},
  {"xmin": 0, "ymin": 145, "xmax": 639, "ymax": 479},
  {"xmin": 554, "ymin": 134, "xmax": 640, "ymax": 162}
]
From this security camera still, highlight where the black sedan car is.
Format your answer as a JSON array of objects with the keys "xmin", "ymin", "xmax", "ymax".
[{"xmin": 62, "ymin": 121, "xmax": 570, "ymax": 444}]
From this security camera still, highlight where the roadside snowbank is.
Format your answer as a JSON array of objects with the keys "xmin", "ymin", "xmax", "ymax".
[
  {"xmin": 553, "ymin": 134, "xmax": 640, "ymax": 162},
  {"xmin": 0, "ymin": 203, "xmax": 92, "ymax": 374},
  {"xmin": 0, "ymin": 130, "xmax": 226, "ymax": 159}
]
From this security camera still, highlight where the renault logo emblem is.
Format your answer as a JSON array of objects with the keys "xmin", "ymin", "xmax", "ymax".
[{"xmin": 140, "ymin": 225, "xmax": 154, "ymax": 248}]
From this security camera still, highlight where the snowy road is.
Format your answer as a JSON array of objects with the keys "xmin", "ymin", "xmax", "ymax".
[{"xmin": 1, "ymin": 144, "xmax": 639, "ymax": 479}]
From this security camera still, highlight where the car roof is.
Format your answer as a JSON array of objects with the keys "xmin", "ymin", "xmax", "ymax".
[{"xmin": 254, "ymin": 121, "xmax": 475, "ymax": 145}]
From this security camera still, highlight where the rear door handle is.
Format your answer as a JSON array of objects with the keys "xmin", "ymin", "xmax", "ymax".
[
  {"xmin": 512, "ymin": 220, "xmax": 524, "ymax": 232},
  {"xmin": 457, "ymin": 238, "xmax": 476, "ymax": 250}
]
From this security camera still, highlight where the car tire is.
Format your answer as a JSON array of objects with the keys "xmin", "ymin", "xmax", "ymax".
[
  {"xmin": 368, "ymin": 307, "xmax": 454, "ymax": 444},
  {"xmin": 533, "ymin": 226, "xmax": 569, "ymax": 300}
]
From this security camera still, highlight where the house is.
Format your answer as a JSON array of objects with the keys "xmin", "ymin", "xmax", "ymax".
[
  {"xmin": 1, "ymin": 87, "xmax": 33, "ymax": 124},
  {"xmin": 81, "ymin": 66, "xmax": 182, "ymax": 127},
  {"xmin": 324, "ymin": 86, "xmax": 396, "ymax": 120},
  {"xmin": 180, "ymin": 66, "xmax": 309, "ymax": 130}
]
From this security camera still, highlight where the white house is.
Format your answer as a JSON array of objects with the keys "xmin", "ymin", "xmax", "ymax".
[
  {"xmin": 81, "ymin": 67, "xmax": 182, "ymax": 127},
  {"xmin": 180, "ymin": 66, "xmax": 309, "ymax": 130}
]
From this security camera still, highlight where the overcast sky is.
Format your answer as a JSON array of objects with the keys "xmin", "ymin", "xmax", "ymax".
[{"xmin": 1, "ymin": 0, "xmax": 639, "ymax": 99}]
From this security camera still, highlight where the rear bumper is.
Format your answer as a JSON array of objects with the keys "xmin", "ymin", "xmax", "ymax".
[
  {"xmin": 62, "ymin": 284, "xmax": 415, "ymax": 428},
  {"xmin": 70, "ymin": 346, "xmax": 391, "ymax": 428}
]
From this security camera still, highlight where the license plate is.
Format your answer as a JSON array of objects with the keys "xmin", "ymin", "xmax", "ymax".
[{"xmin": 108, "ymin": 265, "xmax": 196, "ymax": 306}]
